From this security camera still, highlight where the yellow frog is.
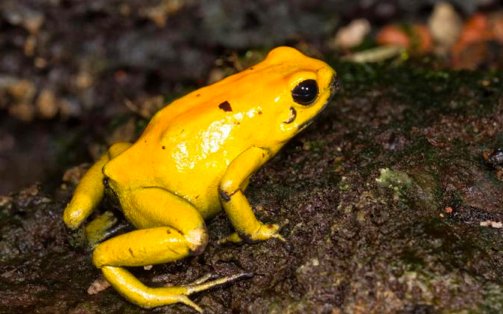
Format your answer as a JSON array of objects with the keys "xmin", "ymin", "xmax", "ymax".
[{"xmin": 63, "ymin": 46, "xmax": 338, "ymax": 312}]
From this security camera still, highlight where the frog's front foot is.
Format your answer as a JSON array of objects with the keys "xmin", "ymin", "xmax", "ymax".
[
  {"xmin": 219, "ymin": 223, "xmax": 286, "ymax": 244},
  {"xmin": 85, "ymin": 211, "xmax": 118, "ymax": 248}
]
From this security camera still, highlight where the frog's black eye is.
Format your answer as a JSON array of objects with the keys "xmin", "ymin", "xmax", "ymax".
[{"xmin": 292, "ymin": 79, "xmax": 318, "ymax": 106}]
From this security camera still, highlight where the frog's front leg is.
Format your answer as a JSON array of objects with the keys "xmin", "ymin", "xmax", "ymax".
[
  {"xmin": 219, "ymin": 146, "xmax": 283, "ymax": 243},
  {"xmin": 63, "ymin": 142, "xmax": 131, "ymax": 229},
  {"xmin": 92, "ymin": 188, "xmax": 248, "ymax": 311}
]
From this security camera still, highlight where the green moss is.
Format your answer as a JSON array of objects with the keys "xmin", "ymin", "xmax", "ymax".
[
  {"xmin": 482, "ymin": 283, "xmax": 503, "ymax": 313},
  {"xmin": 331, "ymin": 60, "xmax": 503, "ymax": 119},
  {"xmin": 376, "ymin": 168, "xmax": 413, "ymax": 197}
]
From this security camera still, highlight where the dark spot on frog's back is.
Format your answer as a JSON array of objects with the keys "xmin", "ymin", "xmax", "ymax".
[{"xmin": 218, "ymin": 101, "xmax": 232, "ymax": 112}]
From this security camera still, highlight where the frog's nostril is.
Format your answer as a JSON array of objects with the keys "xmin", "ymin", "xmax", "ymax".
[{"xmin": 329, "ymin": 75, "xmax": 341, "ymax": 93}]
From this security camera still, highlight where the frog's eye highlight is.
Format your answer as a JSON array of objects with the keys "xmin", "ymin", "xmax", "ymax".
[{"xmin": 291, "ymin": 79, "xmax": 318, "ymax": 106}]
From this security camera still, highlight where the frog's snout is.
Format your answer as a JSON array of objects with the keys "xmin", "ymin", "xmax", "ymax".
[
  {"xmin": 323, "ymin": 74, "xmax": 340, "ymax": 107},
  {"xmin": 329, "ymin": 74, "xmax": 341, "ymax": 95}
]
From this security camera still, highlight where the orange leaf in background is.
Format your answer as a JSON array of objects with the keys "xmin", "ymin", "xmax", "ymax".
[
  {"xmin": 451, "ymin": 14, "xmax": 493, "ymax": 67},
  {"xmin": 377, "ymin": 25, "xmax": 409, "ymax": 48},
  {"xmin": 490, "ymin": 13, "xmax": 503, "ymax": 42},
  {"xmin": 376, "ymin": 24, "xmax": 432, "ymax": 54},
  {"xmin": 451, "ymin": 13, "xmax": 503, "ymax": 69}
]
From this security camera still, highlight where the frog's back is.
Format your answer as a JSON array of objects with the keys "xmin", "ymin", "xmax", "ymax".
[{"xmin": 103, "ymin": 82, "xmax": 260, "ymax": 211}]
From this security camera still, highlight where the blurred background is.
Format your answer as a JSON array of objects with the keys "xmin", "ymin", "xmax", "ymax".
[{"xmin": 1, "ymin": 0, "xmax": 502, "ymax": 194}]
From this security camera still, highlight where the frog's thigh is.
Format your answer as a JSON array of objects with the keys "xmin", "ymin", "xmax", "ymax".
[
  {"xmin": 92, "ymin": 189, "xmax": 209, "ymax": 309},
  {"xmin": 94, "ymin": 188, "xmax": 207, "ymax": 267},
  {"xmin": 93, "ymin": 226, "xmax": 191, "ymax": 268},
  {"xmin": 64, "ymin": 142, "xmax": 131, "ymax": 229},
  {"xmin": 126, "ymin": 187, "xmax": 207, "ymax": 250}
]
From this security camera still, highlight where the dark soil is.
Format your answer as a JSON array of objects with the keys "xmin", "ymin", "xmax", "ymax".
[{"xmin": 1, "ymin": 1, "xmax": 502, "ymax": 314}]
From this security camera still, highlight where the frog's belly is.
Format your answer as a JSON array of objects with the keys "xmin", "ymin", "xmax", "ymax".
[{"xmin": 108, "ymin": 174, "xmax": 223, "ymax": 229}]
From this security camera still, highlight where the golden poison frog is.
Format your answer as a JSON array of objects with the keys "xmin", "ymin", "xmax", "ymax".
[{"xmin": 63, "ymin": 46, "xmax": 338, "ymax": 312}]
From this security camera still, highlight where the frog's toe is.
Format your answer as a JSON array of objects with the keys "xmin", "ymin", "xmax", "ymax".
[
  {"xmin": 177, "ymin": 296, "xmax": 203, "ymax": 313},
  {"xmin": 188, "ymin": 273, "xmax": 218, "ymax": 285},
  {"xmin": 250, "ymin": 223, "xmax": 282, "ymax": 241},
  {"xmin": 272, "ymin": 219, "xmax": 290, "ymax": 242},
  {"xmin": 169, "ymin": 272, "xmax": 253, "ymax": 312},
  {"xmin": 185, "ymin": 272, "xmax": 253, "ymax": 295},
  {"xmin": 270, "ymin": 232, "xmax": 286, "ymax": 242},
  {"xmin": 217, "ymin": 232, "xmax": 243, "ymax": 245}
]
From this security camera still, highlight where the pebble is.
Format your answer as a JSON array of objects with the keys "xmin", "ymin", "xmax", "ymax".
[
  {"xmin": 428, "ymin": 2, "xmax": 463, "ymax": 55},
  {"xmin": 36, "ymin": 89, "xmax": 58, "ymax": 119},
  {"xmin": 333, "ymin": 19, "xmax": 371, "ymax": 49},
  {"xmin": 9, "ymin": 103, "xmax": 35, "ymax": 122}
]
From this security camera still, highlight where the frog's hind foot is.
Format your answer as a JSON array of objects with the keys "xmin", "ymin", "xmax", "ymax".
[
  {"xmin": 170, "ymin": 272, "xmax": 253, "ymax": 313},
  {"xmin": 101, "ymin": 266, "xmax": 252, "ymax": 312},
  {"xmin": 184, "ymin": 271, "xmax": 253, "ymax": 293}
]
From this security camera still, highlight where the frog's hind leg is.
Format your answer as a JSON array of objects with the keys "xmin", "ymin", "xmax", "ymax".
[
  {"xmin": 101, "ymin": 266, "xmax": 250, "ymax": 312},
  {"xmin": 63, "ymin": 142, "xmax": 131, "ymax": 230},
  {"xmin": 92, "ymin": 188, "xmax": 250, "ymax": 311}
]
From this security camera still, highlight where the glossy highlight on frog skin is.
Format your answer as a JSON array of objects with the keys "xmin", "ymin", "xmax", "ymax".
[{"xmin": 63, "ymin": 46, "xmax": 338, "ymax": 312}]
